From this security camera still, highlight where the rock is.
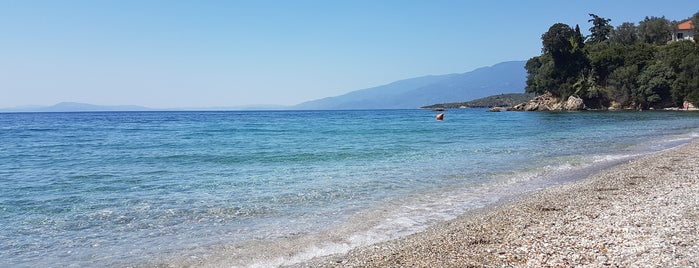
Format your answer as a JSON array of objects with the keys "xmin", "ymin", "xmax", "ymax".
[
  {"xmin": 487, "ymin": 107, "xmax": 504, "ymax": 112},
  {"xmin": 609, "ymin": 101, "xmax": 622, "ymax": 111},
  {"xmin": 563, "ymin": 96, "xmax": 585, "ymax": 111},
  {"xmin": 509, "ymin": 92, "xmax": 587, "ymax": 111},
  {"xmin": 524, "ymin": 102, "xmax": 541, "ymax": 111},
  {"xmin": 510, "ymin": 92, "xmax": 560, "ymax": 111}
]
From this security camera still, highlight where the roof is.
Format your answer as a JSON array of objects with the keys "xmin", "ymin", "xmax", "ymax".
[{"xmin": 678, "ymin": 20, "xmax": 694, "ymax": 30}]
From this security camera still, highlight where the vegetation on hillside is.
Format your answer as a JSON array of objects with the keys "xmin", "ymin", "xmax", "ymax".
[
  {"xmin": 526, "ymin": 12, "xmax": 699, "ymax": 109},
  {"xmin": 422, "ymin": 93, "xmax": 535, "ymax": 109}
]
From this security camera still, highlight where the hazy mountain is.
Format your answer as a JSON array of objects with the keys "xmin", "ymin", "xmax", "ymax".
[
  {"xmin": 0, "ymin": 102, "xmax": 288, "ymax": 113},
  {"xmin": 293, "ymin": 60, "xmax": 527, "ymax": 110},
  {"xmin": 1, "ymin": 61, "xmax": 527, "ymax": 112},
  {"xmin": 0, "ymin": 102, "xmax": 152, "ymax": 112}
]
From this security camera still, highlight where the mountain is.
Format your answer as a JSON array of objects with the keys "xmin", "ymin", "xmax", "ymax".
[
  {"xmin": 0, "ymin": 102, "xmax": 290, "ymax": 113},
  {"xmin": 293, "ymin": 60, "xmax": 527, "ymax": 110},
  {"xmin": 2, "ymin": 61, "xmax": 527, "ymax": 112},
  {"xmin": 422, "ymin": 93, "xmax": 536, "ymax": 109},
  {"xmin": 0, "ymin": 102, "xmax": 152, "ymax": 112}
]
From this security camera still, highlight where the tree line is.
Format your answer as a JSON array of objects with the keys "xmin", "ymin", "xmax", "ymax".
[{"xmin": 525, "ymin": 12, "xmax": 699, "ymax": 109}]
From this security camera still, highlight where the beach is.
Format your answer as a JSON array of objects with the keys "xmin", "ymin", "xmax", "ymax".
[
  {"xmin": 295, "ymin": 141, "xmax": 699, "ymax": 267},
  {"xmin": 4, "ymin": 111, "xmax": 699, "ymax": 267}
]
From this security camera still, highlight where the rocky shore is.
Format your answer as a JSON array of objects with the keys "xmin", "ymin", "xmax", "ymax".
[
  {"xmin": 295, "ymin": 141, "xmax": 699, "ymax": 267},
  {"xmin": 508, "ymin": 92, "xmax": 585, "ymax": 111}
]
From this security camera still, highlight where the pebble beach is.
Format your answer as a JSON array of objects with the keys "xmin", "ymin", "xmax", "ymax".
[{"xmin": 296, "ymin": 141, "xmax": 699, "ymax": 267}]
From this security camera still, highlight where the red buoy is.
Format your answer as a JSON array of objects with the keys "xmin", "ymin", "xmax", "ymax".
[{"xmin": 436, "ymin": 112, "xmax": 444, "ymax": 121}]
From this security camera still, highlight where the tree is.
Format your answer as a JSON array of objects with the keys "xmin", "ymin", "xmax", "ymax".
[
  {"xmin": 524, "ymin": 13, "xmax": 695, "ymax": 110},
  {"xmin": 587, "ymin": 13, "xmax": 613, "ymax": 43},
  {"xmin": 586, "ymin": 42, "xmax": 625, "ymax": 84},
  {"xmin": 537, "ymin": 23, "xmax": 589, "ymax": 99},
  {"xmin": 692, "ymin": 11, "xmax": 699, "ymax": 41},
  {"xmin": 541, "ymin": 23, "xmax": 577, "ymax": 63},
  {"xmin": 606, "ymin": 65, "xmax": 639, "ymax": 107},
  {"xmin": 670, "ymin": 20, "xmax": 681, "ymax": 41},
  {"xmin": 619, "ymin": 43, "xmax": 657, "ymax": 70},
  {"xmin": 574, "ymin": 24, "xmax": 585, "ymax": 49},
  {"xmin": 525, "ymin": 55, "xmax": 555, "ymax": 95},
  {"xmin": 573, "ymin": 72, "xmax": 605, "ymax": 107},
  {"xmin": 638, "ymin": 16, "xmax": 671, "ymax": 45},
  {"xmin": 634, "ymin": 61, "xmax": 674, "ymax": 108},
  {"xmin": 610, "ymin": 22, "xmax": 638, "ymax": 45},
  {"xmin": 676, "ymin": 53, "xmax": 699, "ymax": 105},
  {"xmin": 659, "ymin": 40, "xmax": 699, "ymax": 105},
  {"xmin": 586, "ymin": 42, "xmax": 656, "ymax": 108},
  {"xmin": 658, "ymin": 40, "xmax": 695, "ymax": 73},
  {"xmin": 687, "ymin": 90, "xmax": 699, "ymax": 107}
]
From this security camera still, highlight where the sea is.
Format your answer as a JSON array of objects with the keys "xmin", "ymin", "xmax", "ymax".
[{"xmin": 1, "ymin": 109, "xmax": 698, "ymax": 267}]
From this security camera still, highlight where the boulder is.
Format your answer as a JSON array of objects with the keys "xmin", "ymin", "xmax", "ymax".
[
  {"xmin": 509, "ymin": 92, "xmax": 587, "ymax": 111},
  {"xmin": 563, "ymin": 96, "xmax": 585, "ymax": 110},
  {"xmin": 509, "ymin": 92, "xmax": 560, "ymax": 111}
]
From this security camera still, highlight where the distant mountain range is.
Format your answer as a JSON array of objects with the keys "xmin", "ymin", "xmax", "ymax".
[
  {"xmin": 0, "ymin": 102, "xmax": 153, "ymax": 113},
  {"xmin": 0, "ymin": 102, "xmax": 287, "ymax": 113},
  {"xmin": 1, "ymin": 60, "xmax": 527, "ymax": 112},
  {"xmin": 293, "ymin": 60, "xmax": 527, "ymax": 110}
]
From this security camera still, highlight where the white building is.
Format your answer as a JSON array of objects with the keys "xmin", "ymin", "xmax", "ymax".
[{"xmin": 673, "ymin": 20, "xmax": 695, "ymax": 41}]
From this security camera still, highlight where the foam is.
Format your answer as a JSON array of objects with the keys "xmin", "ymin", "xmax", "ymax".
[
  {"xmin": 154, "ymin": 136, "xmax": 699, "ymax": 268},
  {"xmin": 154, "ymin": 128, "xmax": 699, "ymax": 267},
  {"xmin": 223, "ymin": 179, "xmax": 539, "ymax": 267}
]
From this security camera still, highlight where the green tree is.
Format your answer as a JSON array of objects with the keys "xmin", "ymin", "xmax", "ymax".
[
  {"xmin": 586, "ymin": 42, "xmax": 625, "ymax": 84},
  {"xmin": 610, "ymin": 22, "xmax": 638, "ymax": 45},
  {"xmin": 525, "ymin": 55, "xmax": 555, "ymax": 95},
  {"xmin": 573, "ymin": 72, "xmax": 606, "ymax": 108},
  {"xmin": 691, "ymin": 11, "xmax": 699, "ymax": 41},
  {"xmin": 606, "ymin": 65, "xmax": 639, "ymax": 107},
  {"xmin": 634, "ymin": 61, "xmax": 674, "ymax": 108},
  {"xmin": 537, "ymin": 23, "xmax": 589, "ymax": 99},
  {"xmin": 638, "ymin": 16, "xmax": 671, "ymax": 45},
  {"xmin": 587, "ymin": 42, "xmax": 656, "ymax": 108},
  {"xmin": 657, "ymin": 40, "xmax": 696, "ymax": 72},
  {"xmin": 619, "ymin": 43, "xmax": 657, "ymax": 70},
  {"xmin": 659, "ymin": 40, "xmax": 699, "ymax": 105},
  {"xmin": 670, "ymin": 20, "xmax": 681, "ymax": 41},
  {"xmin": 587, "ymin": 13, "xmax": 613, "ymax": 43},
  {"xmin": 676, "ymin": 54, "xmax": 699, "ymax": 105},
  {"xmin": 541, "ymin": 23, "xmax": 577, "ymax": 63},
  {"xmin": 687, "ymin": 90, "xmax": 699, "ymax": 107},
  {"xmin": 574, "ymin": 24, "xmax": 585, "ymax": 49},
  {"xmin": 524, "ymin": 13, "xmax": 697, "ymax": 109}
]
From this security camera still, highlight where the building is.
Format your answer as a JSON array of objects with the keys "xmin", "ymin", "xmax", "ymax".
[{"xmin": 673, "ymin": 20, "xmax": 695, "ymax": 41}]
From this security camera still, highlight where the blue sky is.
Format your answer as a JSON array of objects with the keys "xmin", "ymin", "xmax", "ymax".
[{"xmin": 1, "ymin": 1, "xmax": 697, "ymax": 108}]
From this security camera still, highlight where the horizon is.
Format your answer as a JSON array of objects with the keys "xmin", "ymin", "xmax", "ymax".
[
  {"xmin": 1, "ymin": 60, "xmax": 529, "ymax": 111},
  {"xmin": 1, "ymin": 1, "xmax": 697, "ymax": 109}
]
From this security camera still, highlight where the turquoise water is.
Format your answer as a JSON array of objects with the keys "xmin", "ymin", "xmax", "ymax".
[{"xmin": 1, "ymin": 109, "xmax": 698, "ymax": 267}]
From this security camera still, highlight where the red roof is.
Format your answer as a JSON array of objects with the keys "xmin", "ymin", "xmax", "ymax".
[{"xmin": 678, "ymin": 20, "xmax": 694, "ymax": 30}]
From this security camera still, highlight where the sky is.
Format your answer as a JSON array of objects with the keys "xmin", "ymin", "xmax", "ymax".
[{"xmin": 1, "ymin": 1, "xmax": 697, "ymax": 109}]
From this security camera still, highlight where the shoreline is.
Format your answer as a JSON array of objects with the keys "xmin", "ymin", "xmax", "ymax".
[{"xmin": 294, "ymin": 141, "xmax": 699, "ymax": 267}]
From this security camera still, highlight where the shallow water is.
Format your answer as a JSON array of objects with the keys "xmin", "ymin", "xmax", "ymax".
[{"xmin": 1, "ymin": 109, "xmax": 698, "ymax": 267}]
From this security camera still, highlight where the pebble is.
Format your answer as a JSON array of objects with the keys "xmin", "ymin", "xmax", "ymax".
[{"xmin": 293, "ymin": 142, "xmax": 699, "ymax": 267}]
